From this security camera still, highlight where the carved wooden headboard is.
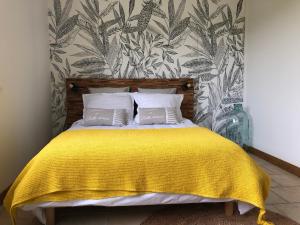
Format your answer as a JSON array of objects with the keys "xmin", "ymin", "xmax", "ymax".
[{"xmin": 65, "ymin": 78, "xmax": 195, "ymax": 128}]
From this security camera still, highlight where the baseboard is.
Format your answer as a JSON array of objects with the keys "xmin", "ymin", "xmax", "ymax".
[
  {"xmin": 247, "ymin": 146, "xmax": 300, "ymax": 177},
  {"xmin": 0, "ymin": 186, "xmax": 10, "ymax": 206}
]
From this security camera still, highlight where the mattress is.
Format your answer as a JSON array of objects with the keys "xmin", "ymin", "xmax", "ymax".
[{"xmin": 20, "ymin": 119, "xmax": 254, "ymax": 224}]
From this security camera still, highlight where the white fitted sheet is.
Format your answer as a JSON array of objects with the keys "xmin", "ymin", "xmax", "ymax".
[
  {"xmin": 69, "ymin": 118, "xmax": 198, "ymax": 130},
  {"xmin": 21, "ymin": 120, "xmax": 254, "ymax": 224}
]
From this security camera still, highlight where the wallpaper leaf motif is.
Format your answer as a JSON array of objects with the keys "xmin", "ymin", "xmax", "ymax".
[
  {"xmin": 57, "ymin": 15, "xmax": 79, "ymax": 39},
  {"xmin": 49, "ymin": 0, "xmax": 80, "ymax": 132},
  {"xmin": 236, "ymin": 0, "xmax": 243, "ymax": 18},
  {"xmin": 129, "ymin": 0, "xmax": 135, "ymax": 16},
  {"xmin": 48, "ymin": 0, "xmax": 245, "ymax": 135},
  {"xmin": 153, "ymin": 0, "xmax": 189, "ymax": 47},
  {"xmin": 73, "ymin": 0, "xmax": 122, "ymax": 76},
  {"xmin": 54, "ymin": 0, "xmax": 62, "ymax": 25},
  {"xmin": 168, "ymin": 0, "xmax": 175, "ymax": 27},
  {"xmin": 174, "ymin": 0, "xmax": 186, "ymax": 26}
]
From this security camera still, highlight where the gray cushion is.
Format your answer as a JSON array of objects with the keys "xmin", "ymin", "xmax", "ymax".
[
  {"xmin": 136, "ymin": 108, "xmax": 179, "ymax": 125},
  {"xmin": 83, "ymin": 108, "xmax": 127, "ymax": 126},
  {"xmin": 89, "ymin": 87, "xmax": 130, "ymax": 93},
  {"xmin": 138, "ymin": 88, "xmax": 177, "ymax": 94}
]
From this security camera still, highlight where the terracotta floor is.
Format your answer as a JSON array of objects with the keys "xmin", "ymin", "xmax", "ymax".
[
  {"xmin": 0, "ymin": 154, "xmax": 299, "ymax": 225},
  {"xmin": 250, "ymin": 154, "xmax": 300, "ymax": 223}
]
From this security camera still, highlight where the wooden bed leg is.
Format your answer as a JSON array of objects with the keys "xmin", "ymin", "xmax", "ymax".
[
  {"xmin": 45, "ymin": 208, "xmax": 55, "ymax": 225},
  {"xmin": 225, "ymin": 202, "xmax": 234, "ymax": 216}
]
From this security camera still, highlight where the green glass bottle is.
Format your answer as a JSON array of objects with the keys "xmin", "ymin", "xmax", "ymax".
[{"xmin": 226, "ymin": 104, "xmax": 250, "ymax": 147}]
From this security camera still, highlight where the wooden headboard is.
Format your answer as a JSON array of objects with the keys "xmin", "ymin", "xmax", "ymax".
[{"xmin": 65, "ymin": 78, "xmax": 194, "ymax": 128}]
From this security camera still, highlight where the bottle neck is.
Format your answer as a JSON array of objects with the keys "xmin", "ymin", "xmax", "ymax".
[{"xmin": 234, "ymin": 104, "xmax": 243, "ymax": 112}]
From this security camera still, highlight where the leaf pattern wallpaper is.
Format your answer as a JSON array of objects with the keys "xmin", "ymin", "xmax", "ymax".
[{"xmin": 48, "ymin": 0, "xmax": 245, "ymax": 135}]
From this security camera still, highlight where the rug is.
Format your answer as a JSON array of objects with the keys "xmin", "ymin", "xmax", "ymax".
[{"xmin": 141, "ymin": 204, "xmax": 299, "ymax": 225}]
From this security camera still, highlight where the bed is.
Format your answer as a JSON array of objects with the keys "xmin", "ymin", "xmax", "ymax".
[{"xmin": 4, "ymin": 79, "xmax": 272, "ymax": 225}]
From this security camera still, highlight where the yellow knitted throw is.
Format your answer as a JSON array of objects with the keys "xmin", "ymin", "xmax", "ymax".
[{"xmin": 4, "ymin": 127, "xmax": 272, "ymax": 225}]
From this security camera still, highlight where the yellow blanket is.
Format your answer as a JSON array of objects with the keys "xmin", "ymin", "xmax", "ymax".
[{"xmin": 4, "ymin": 127, "xmax": 272, "ymax": 224}]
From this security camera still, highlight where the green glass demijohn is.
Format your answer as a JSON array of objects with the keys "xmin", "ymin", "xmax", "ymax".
[{"xmin": 225, "ymin": 104, "xmax": 250, "ymax": 147}]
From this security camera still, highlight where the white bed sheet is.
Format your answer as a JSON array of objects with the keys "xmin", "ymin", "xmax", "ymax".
[
  {"xmin": 70, "ymin": 118, "xmax": 198, "ymax": 130},
  {"xmin": 23, "ymin": 193, "xmax": 254, "ymax": 224},
  {"xmin": 21, "ymin": 119, "xmax": 254, "ymax": 224}
]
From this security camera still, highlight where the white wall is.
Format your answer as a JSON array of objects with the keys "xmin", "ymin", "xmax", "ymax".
[
  {"xmin": 245, "ymin": 0, "xmax": 300, "ymax": 167},
  {"xmin": 0, "ymin": 0, "xmax": 51, "ymax": 192}
]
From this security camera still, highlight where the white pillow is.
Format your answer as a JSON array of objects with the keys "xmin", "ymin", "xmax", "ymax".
[
  {"xmin": 138, "ymin": 88, "xmax": 176, "ymax": 94},
  {"xmin": 89, "ymin": 87, "xmax": 129, "ymax": 93},
  {"xmin": 133, "ymin": 93, "xmax": 184, "ymax": 121},
  {"xmin": 82, "ymin": 93, "xmax": 134, "ymax": 122}
]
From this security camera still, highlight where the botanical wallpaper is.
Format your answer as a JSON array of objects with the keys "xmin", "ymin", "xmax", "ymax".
[{"xmin": 49, "ymin": 0, "xmax": 245, "ymax": 135}]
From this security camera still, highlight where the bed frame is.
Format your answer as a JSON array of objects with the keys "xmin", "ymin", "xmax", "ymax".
[
  {"xmin": 45, "ymin": 202, "xmax": 235, "ymax": 225},
  {"xmin": 45, "ymin": 78, "xmax": 235, "ymax": 225}
]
